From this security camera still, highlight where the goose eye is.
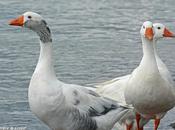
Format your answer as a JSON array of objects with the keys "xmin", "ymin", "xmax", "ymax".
[
  {"xmin": 28, "ymin": 16, "xmax": 32, "ymax": 19},
  {"xmin": 157, "ymin": 27, "xmax": 161, "ymax": 29},
  {"xmin": 143, "ymin": 26, "xmax": 145, "ymax": 29}
]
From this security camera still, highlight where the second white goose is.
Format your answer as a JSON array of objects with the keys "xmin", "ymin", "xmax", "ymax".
[
  {"xmin": 125, "ymin": 22, "xmax": 175, "ymax": 130},
  {"xmin": 94, "ymin": 22, "xmax": 175, "ymax": 130}
]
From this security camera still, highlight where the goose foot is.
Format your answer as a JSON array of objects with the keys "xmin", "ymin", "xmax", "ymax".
[
  {"xmin": 154, "ymin": 118, "xmax": 160, "ymax": 130},
  {"xmin": 126, "ymin": 124, "xmax": 132, "ymax": 130},
  {"xmin": 136, "ymin": 113, "xmax": 142, "ymax": 130}
]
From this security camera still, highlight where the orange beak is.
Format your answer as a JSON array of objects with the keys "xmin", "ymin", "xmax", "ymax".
[
  {"xmin": 145, "ymin": 27, "xmax": 154, "ymax": 40},
  {"xmin": 163, "ymin": 28, "xmax": 174, "ymax": 37},
  {"xmin": 9, "ymin": 15, "xmax": 24, "ymax": 26}
]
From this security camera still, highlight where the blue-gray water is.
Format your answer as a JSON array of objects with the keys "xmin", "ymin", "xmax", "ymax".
[{"xmin": 1, "ymin": 0, "xmax": 175, "ymax": 129}]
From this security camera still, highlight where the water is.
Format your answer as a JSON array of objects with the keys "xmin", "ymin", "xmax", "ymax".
[{"xmin": 0, "ymin": 0, "xmax": 175, "ymax": 129}]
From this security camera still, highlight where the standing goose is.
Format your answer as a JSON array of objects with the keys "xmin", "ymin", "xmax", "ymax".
[
  {"xmin": 125, "ymin": 22, "xmax": 175, "ymax": 130},
  {"xmin": 94, "ymin": 21, "xmax": 155, "ymax": 130},
  {"xmin": 9, "ymin": 12, "xmax": 131, "ymax": 130},
  {"xmin": 93, "ymin": 22, "xmax": 175, "ymax": 130}
]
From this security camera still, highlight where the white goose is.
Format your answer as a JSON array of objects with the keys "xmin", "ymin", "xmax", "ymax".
[
  {"xmin": 94, "ymin": 22, "xmax": 175, "ymax": 130},
  {"xmin": 9, "ymin": 12, "xmax": 131, "ymax": 130},
  {"xmin": 125, "ymin": 22, "xmax": 175, "ymax": 130},
  {"xmin": 95, "ymin": 21, "xmax": 155, "ymax": 130}
]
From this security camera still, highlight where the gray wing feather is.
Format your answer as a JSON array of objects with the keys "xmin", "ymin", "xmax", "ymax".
[{"xmin": 61, "ymin": 84, "xmax": 130, "ymax": 130}]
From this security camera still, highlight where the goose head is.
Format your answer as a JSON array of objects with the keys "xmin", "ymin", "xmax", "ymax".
[
  {"xmin": 9, "ymin": 12, "xmax": 52, "ymax": 43},
  {"xmin": 140, "ymin": 21, "xmax": 154, "ymax": 41},
  {"xmin": 153, "ymin": 23, "xmax": 174, "ymax": 40}
]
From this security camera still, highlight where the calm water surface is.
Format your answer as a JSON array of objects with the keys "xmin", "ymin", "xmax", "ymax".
[{"xmin": 0, "ymin": 0, "xmax": 175, "ymax": 129}]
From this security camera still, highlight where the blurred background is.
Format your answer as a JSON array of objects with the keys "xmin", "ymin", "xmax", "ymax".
[{"xmin": 0, "ymin": 0, "xmax": 175, "ymax": 129}]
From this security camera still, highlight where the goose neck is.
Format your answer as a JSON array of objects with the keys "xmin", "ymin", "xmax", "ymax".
[
  {"xmin": 34, "ymin": 41, "xmax": 56, "ymax": 78},
  {"xmin": 140, "ymin": 37, "xmax": 159, "ymax": 73},
  {"xmin": 153, "ymin": 39, "xmax": 159, "ymax": 59}
]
